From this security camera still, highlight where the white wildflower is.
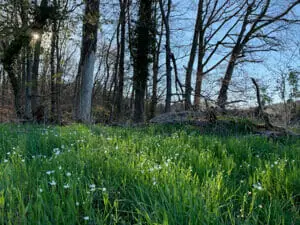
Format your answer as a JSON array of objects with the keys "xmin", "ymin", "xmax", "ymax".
[
  {"xmin": 49, "ymin": 180, "xmax": 56, "ymax": 186},
  {"xmin": 55, "ymin": 150, "xmax": 61, "ymax": 156},
  {"xmin": 83, "ymin": 216, "xmax": 89, "ymax": 221},
  {"xmin": 66, "ymin": 172, "xmax": 71, "ymax": 177},
  {"xmin": 46, "ymin": 170, "xmax": 54, "ymax": 175},
  {"xmin": 253, "ymin": 182, "xmax": 263, "ymax": 191}
]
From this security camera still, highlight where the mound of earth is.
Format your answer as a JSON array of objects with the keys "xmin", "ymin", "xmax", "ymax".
[{"xmin": 150, "ymin": 111, "xmax": 207, "ymax": 124}]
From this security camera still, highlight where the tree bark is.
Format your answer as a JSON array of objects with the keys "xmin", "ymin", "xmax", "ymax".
[
  {"xmin": 24, "ymin": 46, "xmax": 33, "ymax": 120},
  {"xmin": 75, "ymin": 0, "xmax": 100, "ymax": 123},
  {"xmin": 31, "ymin": 32, "xmax": 42, "ymax": 117},
  {"xmin": 251, "ymin": 78, "xmax": 273, "ymax": 129},
  {"xmin": 184, "ymin": 0, "xmax": 202, "ymax": 110},
  {"xmin": 193, "ymin": 0, "xmax": 204, "ymax": 109},
  {"xmin": 50, "ymin": 21, "xmax": 57, "ymax": 122},
  {"xmin": 55, "ymin": 26, "xmax": 62, "ymax": 124}
]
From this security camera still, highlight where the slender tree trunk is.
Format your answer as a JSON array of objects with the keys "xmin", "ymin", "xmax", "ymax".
[
  {"xmin": 31, "ymin": 32, "xmax": 42, "ymax": 116},
  {"xmin": 21, "ymin": 49, "xmax": 26, "ymax": 105},
  {"xmin": 50, "ymin": 21, "xmax": 57, "ymax": 122},
  {"xmin": 149, "ymin": 3, "xmax": 162, "ymax": 120},
  {"xmin": 116, "ymin": 0, "xmax": 127, "ymax": 118},
  {"xmin": 159, "ymin": 0, "xmax": 172, "ymax": 113},
  {"xmin": 1, "ymin": 71, "xmax": 5, "ymax": 107},
  {"xmin": 251, "ymin": 78, "xmax": 273, "ymax": 129},
  {"xmin": 110, "ymin": 20, "xmax": 120, "ymax": 120},
  {"xmin": 24, "ymin": 47, "xmax": 33, "ymax": 120},
  {"xmin": 149, "ymin": 35, "xmax": 161, "ymax": 119},
  {"xmin": 55, "ymin": 29, "xmax": 62, "ymax": 124},
  {"xmin": 184, "ymin": 0, "xmax": 203, "ymax": 110},
  {"xmin": 194, "ymin": 0, "xmax": 204, "ymax": 109},
  {"xmin": 75, "ymin": 0, "xmax": 100, "ymax": 123}
]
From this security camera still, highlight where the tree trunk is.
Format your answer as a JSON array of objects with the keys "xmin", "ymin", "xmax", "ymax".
[
  {"xmin": 184, "ymin": 0, "xmax": 202, "ymax": 110},
  {"xmin": 1, "ymin": 71, "xmax": 6, "ymax": 107},
  {"xmin": 159, "ymin": 0, "xmax": 172, "ymax": 113},
  {"xmin": 149, "ymin": 2, "xmax": 162, "ymax": 120},
  {"xmin": 217, "ymin": 45, "xmax": 241, "ymax": 109},
  {"xmin": 55, "ymin": 28, "xmax": 62, "ymax": 124},
  {"xmin": 133, "ymin": 0, "xmax": 152, "ymax": 123},
  {"xmin": 31, "ymin": 32, "xmax": 42, "ymax": 116},
  {"xmin": 75, "ymin": 0, "xmax": 100, "ymax": 123},
  {"xmin": 3, "ymin": 62, "xmax": 22, "ymax": 119},
  {"xmin": 24, "ymin": 47, "xmax": 33, "ymax": 120},
  {"xmin": 116, "ymin": 0, "xmax": 127, "ymax": 118},
  {"xmin": 251, "ymin": 78, "xmax": 273, "ymax": 129},
  {"xmin": 50, "ymin": 21, "xmax": 57, "ymax": 123},
  {"xmin": 193, "ymin": 0, "xmax": 204, "ymax": 109}
]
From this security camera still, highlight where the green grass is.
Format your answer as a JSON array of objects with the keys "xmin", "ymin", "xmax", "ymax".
[{"xmin": 0, "ymin": 124, "xmax": 299, "ymax": 225}]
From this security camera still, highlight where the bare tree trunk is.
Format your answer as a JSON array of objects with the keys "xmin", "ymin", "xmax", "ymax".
[
  {"xmin": 1, "ymin": 71, "xmax": 6, "ymax": 107},
  {"xmin": 159, "ymin": 0, "xmax": 172, "ymax": 113},
  {"xmin": 75, "ymin": 0, "xmax": 100, "ymax": 123},
  {"xmin": 55, "ymin": 28, "xmax": 62, "ymax": 124},
  {"xmin": 171, "ymin": 53, "xmax": 184, "ymax": 98},
  {"xmin": 21, "ymin": 49, "xmax": 26, "ymax": 106},
  {"xmin": 24, "ymin": 47, "xmax": 33, "ymax": 120},
  {"xmin": 251, "ymin": 78, "xmax": 273, "ymax": 129},
  {"xmin": 31, "ymin": 32, "xmax": 42, "ymax": 116},
  {"xmin": 193, "ymin": 0, "xmax": 204, "ymax": 109},
  {"xmin": 149, "ymin": 3, "xmax": 163, "ymax": 120},
  {"xmin": 184, "ymin": 0, "xmax": 202, "ymax": 110},
  {"xmin": 110, "ymin": 19, "xmax": 121, "ymax": 120},
  {"xmin": 50, "ymin": 21, "xmax": 57, "ymax": 123},
  {"xmin": 116, "ymin": 0, "xmax": 127, "ymax": 118}
]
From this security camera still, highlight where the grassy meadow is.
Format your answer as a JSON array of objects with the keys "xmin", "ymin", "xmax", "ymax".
[{"xmin": 0, "ymin": 123, "xmax": 299, "ymax": 225}]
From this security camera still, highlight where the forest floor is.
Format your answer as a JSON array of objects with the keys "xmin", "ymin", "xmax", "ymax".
[{"xmin": 0, "ymin": 123, "xmax": 299, "ymax": 224}]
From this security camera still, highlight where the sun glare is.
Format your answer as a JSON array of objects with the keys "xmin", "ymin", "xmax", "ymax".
[{"xmin": 32, "ymin": 32, "xmax": 40, "ymax": 41}]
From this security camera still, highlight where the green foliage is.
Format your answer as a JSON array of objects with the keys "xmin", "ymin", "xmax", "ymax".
[{"xmin": 0, "ymin": 124, "xmax": 299, "ymax": 224}]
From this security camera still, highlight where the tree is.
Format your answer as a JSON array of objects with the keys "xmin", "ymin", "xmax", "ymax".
[
  {"xmin": 75, "ymin": 0, "xmax": 100, "ymax": 123},
  {"xmin": 217, "ymin": 0, "xmax": 300, "ymax": 109},
  {"xmin": 149, "ymin": 1, "xmax": 163, "ymax": 120},
  {"xmin": 159, "ymin": 0, "xmax": 172, "ymax": 113},
  {"xmin": 1, "ymin": 0, "xmax": 57, "ymax": 119},
  {"xmin": 116, "ymin": 0, "xmax": 128, "ymax": 118},
  {"xmin": 184, "ymin": 0, "xmax": 242, "ymax": 110},
  {"xmin": 132, "ymin": 0, "xmax": 153, "ymax": 123}
]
